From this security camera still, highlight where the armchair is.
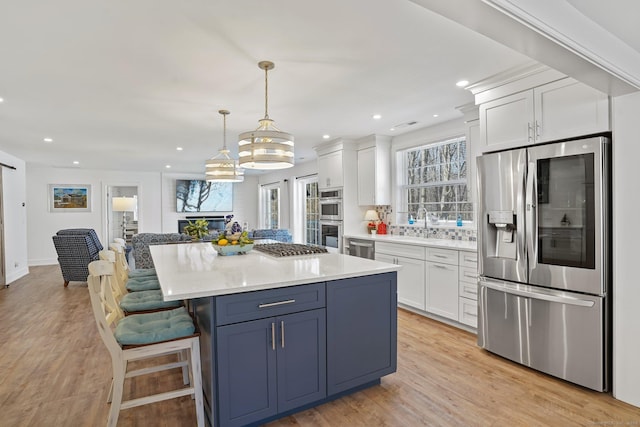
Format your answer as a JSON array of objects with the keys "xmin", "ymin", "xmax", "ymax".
[{"xmin": 52, "ymin": 228, "xmax": 104, "ymax": 287}]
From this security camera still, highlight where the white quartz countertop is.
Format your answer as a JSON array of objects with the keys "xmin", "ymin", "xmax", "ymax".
[
  {"xmin": 150, "ymin": 242, "xmax": 401, "ymax": 301},
  {"xmin": 344, "ymin": 233, "xmax": 477, "ymax": 251}
]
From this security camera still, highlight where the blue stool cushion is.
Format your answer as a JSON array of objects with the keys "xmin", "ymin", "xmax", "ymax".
[
  {"xmin": 114, "ymin": 307, "xmax": 195, "ymax": 345},
  {"xmin": 128, "ymin": 268, "xmax": 157, "ymax": 279},
  {"xmin": 120, "ymin": 289, "xmax": 181, "ymax": 313},
  {"xmin": 126, "ymin": 279, "xmax": 161, "ymax": 292}
]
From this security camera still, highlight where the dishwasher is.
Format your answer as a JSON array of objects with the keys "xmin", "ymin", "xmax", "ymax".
[{"xmin": 347, "ymin": 238, "xmax": 375, "ymax": 259}]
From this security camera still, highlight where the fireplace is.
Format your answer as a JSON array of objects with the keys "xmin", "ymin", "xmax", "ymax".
[{"xmin": 178, "ymin": 216, "xmax": 226, "ymax": 234}]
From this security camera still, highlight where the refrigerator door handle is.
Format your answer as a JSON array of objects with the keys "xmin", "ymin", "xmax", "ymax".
[
  {"xmin": 480, "ymin": 278, "xmax": 595, "ymax": 308},
  {"xmin": 525, "ymin": 161, "xmax": 538, "ymax": 269}
]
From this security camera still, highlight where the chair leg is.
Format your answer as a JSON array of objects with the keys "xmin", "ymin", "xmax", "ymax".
[
  {"xmin": 64, "ymin": 280, "xmax": 69, "ymax": 287},
  {"xmin": 190, "ymin": 339, "xmax": 205, "ymax": 427},
  {"xmin": 180, "ymin": 350, "xmax": 190, "ymax": 385},
  {"xmin": 108, "ymin": 361, "xmax": 126, "ymax": 427}
]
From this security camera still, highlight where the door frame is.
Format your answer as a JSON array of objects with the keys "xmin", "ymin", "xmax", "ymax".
[{"xmin": 103, "ymin": 182, "xmax": 141, "ymax": 245}]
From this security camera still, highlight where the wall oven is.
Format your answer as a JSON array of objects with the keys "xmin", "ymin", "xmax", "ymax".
[
  {"xmin": 319, "ymin": 188, "xmax": 343, "ymax": 221},
  {"xmin": 320, "ymin": 220, "xmax": 343, "ymax": 254}
]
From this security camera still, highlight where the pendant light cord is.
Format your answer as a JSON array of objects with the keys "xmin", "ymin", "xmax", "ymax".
[
  {"xmin": 264, "ymin": 66, "xmax": 270, "ymax": 120},
  {"xmin": 222, "ymin": 112, "xmax": 227, "ymax": 149}
]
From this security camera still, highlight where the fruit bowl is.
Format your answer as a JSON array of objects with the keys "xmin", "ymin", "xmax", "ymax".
[{"xmin": 213, "ymin": 243, "xmax": 254, "ymax": 256}]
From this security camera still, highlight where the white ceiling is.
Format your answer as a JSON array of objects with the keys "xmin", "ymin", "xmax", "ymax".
[{"xmin": 0, "ymin": 0, "xmax": 534, "ymax": 174}]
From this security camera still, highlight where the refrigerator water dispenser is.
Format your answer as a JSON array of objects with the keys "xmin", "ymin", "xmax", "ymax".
[{"xmin": 488, "ymin": 211, "xmax": 517, "ymax": 259}]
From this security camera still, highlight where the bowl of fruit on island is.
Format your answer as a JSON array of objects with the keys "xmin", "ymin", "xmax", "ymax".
[{"xmin": 211, "ymin": 230, "xmax": 254, "ymax": 256}]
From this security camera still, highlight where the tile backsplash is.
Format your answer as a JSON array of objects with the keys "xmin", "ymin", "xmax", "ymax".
[{"xmin": 374, "ymin": 205, "xmax": 477, "ymax": 241}]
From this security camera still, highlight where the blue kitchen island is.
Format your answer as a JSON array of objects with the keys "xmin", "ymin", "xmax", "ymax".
[{"xmin": 150, "ymin": 242, "xmax": 399, "ymax": 427}]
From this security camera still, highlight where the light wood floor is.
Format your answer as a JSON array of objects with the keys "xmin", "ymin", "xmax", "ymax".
[{"xmin": 2, "ymin": 265, "xmax": 639, "ymax": 426}]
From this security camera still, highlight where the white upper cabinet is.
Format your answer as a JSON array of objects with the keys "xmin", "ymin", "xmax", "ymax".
[
  {"xmin": 534, "ymin": 78, "xmax": 609, "ymax": 142},
  {"xmin": 356, "ymin": 136, "xmax": 390, "ymax": 206},
  {"xmin": 318, "ymin": 149, "xmax": 343, "ymax": 190},
  {"xmin": 473, "ymin": 66, "xmax": 610, "ymax": 153}
]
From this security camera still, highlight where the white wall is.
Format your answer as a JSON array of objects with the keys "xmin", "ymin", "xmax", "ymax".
[
  {"xmin": 26, "ymin": 165, "xmax": 259, "ymax": 266},
  {"xmin": 26, "ymin": 165, "xmax": 163, "ymax": 265},
  {"xmin": 612, "ymin": 91, "xmax": 640, "ymax": 407},
  {"xmin": 0, "ymin": 150, "xmax": 28, "ymax": 283},
  {"xmin": 160, "ymin": 172, "xmax": 259, "ymax": 232}
]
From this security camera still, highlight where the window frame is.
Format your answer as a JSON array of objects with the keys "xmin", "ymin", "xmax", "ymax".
[
  {"xmin": 259, "ymin": 183, "xmax": 280, "ymax": 229},
  {"xmin": 398, "ymin": 135, "xmax": 471, "ymax": 225}
]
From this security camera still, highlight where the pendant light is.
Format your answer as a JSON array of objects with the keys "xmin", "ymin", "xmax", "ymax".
[
  {"xmin": 206, "ymin": 109, "xmax": 244, "ymax": 182},
  {"xmin": 238, "ymin": 61, "xmax": 294, "ymax": 170}
]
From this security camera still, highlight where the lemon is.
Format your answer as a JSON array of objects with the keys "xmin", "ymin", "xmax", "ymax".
[
  {"xmin": 231, "ymin": 240, "xmax": 238, "ymax": 245},
  {"xmin": 218, "ymin": 239, "xmax": 229, "ymax": 246}
]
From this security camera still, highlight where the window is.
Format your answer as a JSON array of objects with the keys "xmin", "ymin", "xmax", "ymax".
[
  {"xmin": 400, "ymin": 136, "xmax": 471, "ymax": 222},
  {"xmin": 305, "ymin": 180, "xmax": 320, "ymax": 245},
  {"xmin": 260, "ymin": 183, "xmax": 280, "ymax": 229}
]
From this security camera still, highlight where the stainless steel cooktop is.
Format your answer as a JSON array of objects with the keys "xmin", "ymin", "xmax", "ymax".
[{"xmin": 254, "ymin": 243, "xmax": 328, "ymax": 257}]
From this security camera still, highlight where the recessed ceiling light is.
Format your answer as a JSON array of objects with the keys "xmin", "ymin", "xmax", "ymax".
[
  {"xmin": 456, "ymin": 80, "xmax": 469, "ymax": 87},
  {"xmin": 176, "ymin": 147, "xmax": 183, "ymax": 151},
  {"xmin": 165, "ymin": 165, "xmax": 171, "ymax": 169},
  {"xmin": 44, "ymin": 137, "xmax": 53, "ymax": 143},
  {"xmin": 433, "ymin": 114, "xmax": 439, "ymax": 118},
  {"xmin": 372, "ymin": 114, "xmax": 382, "ymax": 120},
  {"xmin": 389, "ymin": 127, "xmax": 395, "ymax": 132},
  {"xmin": 322, "ymin": 134, "xmax": 330, "ymax": 139},
  {"xmin": 0, "ymin": 97, "xmax": 4, "ymax": 103},
  {"xmin": 73, "ymin": 161, "xmax": 79, "ymax": 165}
]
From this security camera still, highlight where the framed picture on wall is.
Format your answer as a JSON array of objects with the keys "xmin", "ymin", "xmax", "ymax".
[
  {"xmin": 176, "ymin": 179, "xmax": 233, "ymax": 212},
  {"xmin": 48, "ymin": 184, "xmax": 92, "ymax": 212}
]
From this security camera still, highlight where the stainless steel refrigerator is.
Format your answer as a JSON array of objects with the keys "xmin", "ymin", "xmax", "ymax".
[{"xmin": 477, "ymin": 135, "xmax": 610, "ymax": 392}]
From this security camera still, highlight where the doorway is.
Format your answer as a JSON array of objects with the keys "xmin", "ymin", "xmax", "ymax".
[
  {"xmin": 0, "ymin": 172, "xmax": 5, "ymax": 288},
  {"xmin": 106, "ymin": 185, "xmax": 139, "ymax": 245}
]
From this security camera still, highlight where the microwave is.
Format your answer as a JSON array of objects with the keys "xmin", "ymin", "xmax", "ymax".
[
  {"xmin": 319, "ymin": 188, "xmax": 342, "ymax": 220},
  {"xmin": 319, "ymin": 188, "xmax": 342, "ymax": 199},
  {"xmin": 320, "ymin": 198, "xmax": 342, "ymax": 220}
]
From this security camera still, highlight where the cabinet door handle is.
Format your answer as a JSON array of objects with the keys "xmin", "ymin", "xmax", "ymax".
[
  {"xmin": 433, "ymin": 254, "xmax": 448, "ymax": 259},
  {"xmin": 535, "ymin": 120, "xmax": 541, "ymax": 139},
  {"xmin": 464, "ymin": 272, "xmax": 477, "ymax": 279},
  {"xmin": 464, "ymin": 310, "xmax": 477, "ymax": 317},
  {"xmin": 271, "ymin": 322, "xmax": 276, "ymax": 351},
  {"xmin": 258, "ymin": 299, "xmax": 296, "ymax": 308},
  {"xmin": 527, "ymin": 122, "xmax": 533, "ymax": 142},
  {"xmin": 464, "ymin": 286, "xmax": 476, "ymax": 294},
  {"xmin": 464, "ymin": 256, "xmax": 477, "ymax": 263},
  {"xmin": 433, "ymin": 264, "xmax": 449, "ymax": 269},
  {"xmin": 280, "ymin": 321, "xmax": 285, "ymax": 349}
]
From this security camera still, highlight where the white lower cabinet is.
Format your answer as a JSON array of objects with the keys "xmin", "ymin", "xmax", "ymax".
[
  {"xmin": 375, "ymin": 240, "xmax": 478, "ymax": 330},
  {"xmin": 426, "ymin": 248, "xmax": 459, "ymax": 321},
  {"xmin": 376, "ymin": 243, "xmax": 426, "ymax": 311},
  {"xmin": 458, "ymin": 251, "xmax": 478, "ymax": 328}
]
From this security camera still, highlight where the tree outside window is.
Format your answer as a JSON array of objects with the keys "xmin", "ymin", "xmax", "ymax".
[{"xmin": 401, "ymin": 136, "xmax": 471, "ymax": 222}]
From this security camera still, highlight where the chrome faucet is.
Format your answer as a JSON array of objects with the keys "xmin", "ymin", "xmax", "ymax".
[{"xmin": 416, "ymin": 207, "xmax": 428, "ymax": 229}]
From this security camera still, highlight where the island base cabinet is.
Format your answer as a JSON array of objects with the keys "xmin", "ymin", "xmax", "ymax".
[
  {"xmin": 326, "ymin": 273, "xmax": 397, "ymax": 395},
  {"xmin": 216, "ymin": 309, "xmax": 326, "ymax": 427}
]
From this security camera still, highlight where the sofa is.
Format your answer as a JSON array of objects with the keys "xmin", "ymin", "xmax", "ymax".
[
  {"xmin": 248, "ymin": 229, "xmax": 293, "ymax": 243},
  {"xmin": 52, "ymin": 228, "xmax": 103, "ymax": 287},
  {"xmin": 131, "ymin": 233, "xmax": 193, "ymax": 269}
]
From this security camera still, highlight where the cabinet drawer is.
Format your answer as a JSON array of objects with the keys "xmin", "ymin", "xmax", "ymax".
[
  {"xmin": 216, "ymin": 283, "xmax": 326, "ymax": 326},
  {"xmin": 458, "ymin": 278, "xmax": 478, "ymax": 301},
  {"xmin": 459, "ymin": 266, "xmax": 478, "ymax": 285},
  {"xmin": 376, "ymin": 242, "xmax": 426, "ymax": 260},
  {"xmin": 426, "ymin": 248, "xmax": 458, "ymax": 265},
  {"xmin": 459, "ymin": 251, "xmax": 478, "ymax": 269},
  {"xmin": 459, "ymin": 297, "xmax": 478, "ymax": 328}
]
